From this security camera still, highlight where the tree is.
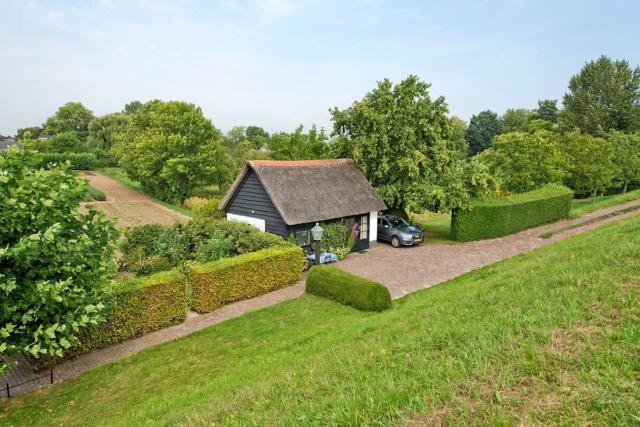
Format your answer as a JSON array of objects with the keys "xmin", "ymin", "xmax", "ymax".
[
  {"xmin": 501, "ymin": 108, "xmax": 533, "ymax": 133},
  {"xmin": 465, "ymin": 110, "xmax": 502, "ymax": 155},
  {"xmin": 449, "ymin": 116, "xmax": 468, "ymax": 158},
  {"xmin": 87, "ymin": 113, "xmax": 130, "ymax": 151},
  {"xmin": 224, "ymin": 126, "xmax": 248, "ymax": 149},
  {"xmin": 330, "ymin": 76, "xmax": 486, "ymax": 213},
  {"xmin": 561, "ymin": 56, "xmax": 640, "ymax": 134},
  {"xmin": 0, "ymin": 149, "xmax": 118, "ymax": 372},
  {"xmin": 123, "ymin": 101, "xmax": 143, "ymax": 115},
  {"xmin": 112, "ymin": 100, "xmax": 230, "ymax": 202},
  {"xmin": 269, "ymin": 125, "xmax": 327, "ymax": 160},
  {"xmin": 17, "ymin": 126, "xmax": 43, "ymax": 140},
  {"xmin": 608, "ymin": 131, "xmax": 640, "ymax": 193},
  {"xmin": 478, "ymin": 130, "xmax": 568, "ymax": 193},
  {"xmin": 563, "ymin": 130, "xmax": 617, "ymax": 200},
  {"xmin": 44, "ymin": 102, "xmax": 95, "ymax": 140},
  {"xmin": 535, "ymin": 99, "xmax": 559, "ymax": 123},
  {"xmin": 49, "ymin": 131, "xmax": 85, "ymax": 152},
  {"xmin": 245, "ymin": 126, "xmax": 270, "ymax": 149}
]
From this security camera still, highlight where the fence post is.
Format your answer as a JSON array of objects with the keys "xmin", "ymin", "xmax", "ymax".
[
  {"xmin": 5, "ymin": 383, "xmax": 9, "ymax": 398},
  {"xmin": 50, "ymin": 369, "xmax": 54, "ymax": 384}
]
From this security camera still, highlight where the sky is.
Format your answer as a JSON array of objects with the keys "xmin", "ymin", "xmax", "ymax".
[{"xmin": 1, "ymin": 0, "xmax": 639, "ymax": 136}]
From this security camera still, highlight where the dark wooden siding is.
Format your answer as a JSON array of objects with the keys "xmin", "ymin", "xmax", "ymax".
[{"xmin": 227, "ymin": 170, "xmax": 288, "ymax": 238}]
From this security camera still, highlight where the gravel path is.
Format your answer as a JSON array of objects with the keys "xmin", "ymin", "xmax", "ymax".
[
  {"xmin": 2, "ymin": 198, "xmax": 639, "ymax": 397},
  {"xmin": 80, "ymin": 172, "xmax": 190, "ymax": 227}
]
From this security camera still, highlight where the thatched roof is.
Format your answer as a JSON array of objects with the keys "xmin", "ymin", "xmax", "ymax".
[{"xmin": 220, "ymin": 159, "xmax": 387, "ymax": 225}]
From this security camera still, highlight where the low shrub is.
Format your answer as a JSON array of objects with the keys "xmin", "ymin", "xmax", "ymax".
[
  {"xmin": 85, "ymin": 186, "xmax": 106, "ymax": 201},
  {"xmin": 192, "ymin": 197, "xmax": 225, "ymax": 220},
  {"xmin": 69, "ymin": 270, "xmax": 187, "ymax": 357},
  {"xmin": 305, "ymin": 265, "xmax": 391, "ymax": 312},
  {"xmin": 184, "ymin": 196, "xmax": 208, "ymax": 211},
  {"xmin": 236, "ymin": 231, "xmax": 287, "ymax": 254},
  {"xmin": 319, "ymin": 221, "xmax": 355, "ymax": 260},
  {"xmin": 36, "ymin": 152, "xmax": 97, "ymax": 170},
  {"xmin": 189, "ymin": 244, "xmax": 304, "ymax": 313},
  {"xmin": 451, "ymin": 184, "xmax": 573, "ymax": 242},
  {"xmin": 195, "ymin": 230, "xmax": 235, "ymax": 263}
]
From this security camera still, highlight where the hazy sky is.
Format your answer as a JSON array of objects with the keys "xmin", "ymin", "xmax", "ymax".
[{"xmin": 1, "ymin": 0, "xmax": 639, "ymax": 136}]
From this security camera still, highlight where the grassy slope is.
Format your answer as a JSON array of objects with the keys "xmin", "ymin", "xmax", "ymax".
[
  {"xmin": 97, "ymin": 167, "xmax": 193, "ymax": 217},
  {"xmin": 414, "ymin": 189, "xmax": 640, "ymax": 243},
  {"xmin": 3, "ymin": 217, "xmax": 639, "ymax": 426}
]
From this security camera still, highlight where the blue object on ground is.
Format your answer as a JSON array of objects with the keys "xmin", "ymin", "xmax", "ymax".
[{"xmin": 306, "ymin": 252, "xmax": 338, "ymax": 264}]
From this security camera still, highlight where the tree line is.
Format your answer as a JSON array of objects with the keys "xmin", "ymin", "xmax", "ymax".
[{"xmin": 13, "ymin": 54, "xmax": 640, "ymax": 211}]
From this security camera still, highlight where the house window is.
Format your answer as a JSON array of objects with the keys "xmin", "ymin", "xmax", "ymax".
[
  {"xmin": 294, "ymin": 230, "xmax": 311, "ymax": 246},
  {"xmin": 360, "ymin": 215, "xmax": 368, "ymax": 240}
]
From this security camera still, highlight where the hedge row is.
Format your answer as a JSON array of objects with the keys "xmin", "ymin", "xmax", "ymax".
[
  {"xmin": 36, "ymin": 152, "xmax": 97, "ymax": 170},
  {"xmin": 189, "ymin": 244, "xmax": 304, "ymax": 313},
  {"xmin": 451, "ymin": 184, "xmax": 573, "ymax": 242},
  {"xmin": 69, "ymin": 270, "xmax": 187, "ymax": 356},
  {"xmin": 305, "ymin": 265, "xmax": 392, "ymax": 312}
]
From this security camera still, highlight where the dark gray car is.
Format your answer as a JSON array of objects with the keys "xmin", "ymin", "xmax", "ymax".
[{"xmin": 377, "ymin": 215, "xmax": 424, "ymax": 247}]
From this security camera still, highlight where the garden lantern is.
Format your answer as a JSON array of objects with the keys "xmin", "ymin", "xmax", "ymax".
[{"xmin": 311, "ymin": 222, "xmax": 324, "ymax": 264}]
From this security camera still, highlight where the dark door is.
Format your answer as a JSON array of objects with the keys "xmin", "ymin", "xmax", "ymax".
[{"xmin": 350, "ymin": 214, "xmax": 370, "ymax": 251}]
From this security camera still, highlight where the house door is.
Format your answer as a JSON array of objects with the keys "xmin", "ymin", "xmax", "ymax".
[{"xmin": 346, "ymin": 215, "xmax": 370, "ymax": 252}]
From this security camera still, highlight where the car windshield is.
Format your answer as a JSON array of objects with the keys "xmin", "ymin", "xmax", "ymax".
[{"xmin": 388, "ymin": 217, "xmax": 410, "ymax": 228}]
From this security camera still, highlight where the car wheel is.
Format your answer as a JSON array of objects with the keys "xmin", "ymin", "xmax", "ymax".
[{"xmin": 391, "ymin": 236, "xmax": 400, "ymax": 248}]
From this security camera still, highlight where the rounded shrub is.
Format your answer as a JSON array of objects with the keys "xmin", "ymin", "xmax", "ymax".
[{"xmin": 305, "ymin": 265, "xmax": 392, "ymax": 312}]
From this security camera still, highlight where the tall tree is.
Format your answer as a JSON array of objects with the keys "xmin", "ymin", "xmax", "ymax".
[
  {"xmin": 561, "ymin": 56, "xmax": 640, "ymax": 134},
  {"xmin": 16, "ymin": 126, "xmax": 43, "ymax": 140},
  {"xmin": 478, "ymin": 130, "xmax": 568, "ymax": 193},
  {"xmin": 331, "ymin": 75, "xmax": 488, "ymax": 213},
  {"xmin": 113, "ymin": 100, "xmax": 230, "ymax": 202},
  {"xmin": 0, "ymin": 149, "xmax": 118, "ymax": 371},
  {"xmin": 269, "ymin": 125, "xmax": 327, "ymax": 160},
  {"xmin": 563, "ymin": 130, "xmax": 617, "ymax": 200},
  {"xmin": 608, "ymin": 131, "xmax": 640, "ymax": 193},
  {"xmin": 224, "ymin": 126, "xmax": 248, "ymax": 149},
  {"xmin": 535, "ymin": 99, "xmax": 559, "ymax": 123},
  {"xmin": 449, "ymin": 116, "xmax": 469, "ymax": 158},
  {"xmin": 43, "ymin": 102, "xmax": 95, "ymax": 140},
  {"xmin": 123, "ymin": 101, "xmax": 143, "ymax": 115},
  {"xmin": 245, "ymin": 126, "xmax": 270, "ymax": 149},
  {"xmin": 501, "ymin": 108, "xmax": 533, "ymax": 133},
  {"xmin": 87, "ymin": 113, "xmax": 130, "ymax": 151},
  {"xmin": 465, "ymin": 110, "xmax": 502, "ymax": 155}
]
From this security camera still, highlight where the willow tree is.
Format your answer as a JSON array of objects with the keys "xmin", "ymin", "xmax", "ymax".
[{"xmin": 330, "ymin": 75, "xmax": 489, "ymax": 213}]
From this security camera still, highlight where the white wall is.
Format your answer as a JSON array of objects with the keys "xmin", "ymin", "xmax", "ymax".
[
  {"xmin": 369, "ymin": 211, "xmax": 378, "ymax": 242},
  {"xmin": 226, "ymin": 213, "xmax": 266, "ymax": 232}
]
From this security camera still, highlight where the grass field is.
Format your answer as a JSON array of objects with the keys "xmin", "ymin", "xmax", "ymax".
[
  {"xmin": 413, "ymin": 189, "xmax": 640, "ymax": 243},
  {"xmin": 3, "ymin": 216, "xmax": 639, "ymax": 426}
]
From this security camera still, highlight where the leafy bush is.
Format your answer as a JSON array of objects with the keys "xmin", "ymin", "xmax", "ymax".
[
  {"xmin": 319, "ymin": 221, "xmax": 354, "ymax": 260},
  {"xmin": 236, "ymin": 231, "xmax": 287, "ymax": 254},
  {"xmin": 36, "ymin": 152, "xmax": 97, "ymax": 170},
  {"xmin": 192, "ymin": 197, "xmax": 225, "ymax": 220},
  {"xmin": 184, "ymin": 196, "xmax": 208, "ymax": 211},
  {"xmin": 189, "ymin": 245, "xmax": 304, "ymax": 313},
  {"xmin": 0, "ymin": 148, "xmax": 118, "ymax": 365},
  {"xmin": 451, "ymin": 184, "xmax": 573, "ymax": 242},
  {"xmin": 305, "ymin": 265, "xmax": 392, "ymax": 312},
  {"xmin": 195, "ymin": 230, "xmax": 235, "ymax": 263},
  {"xmin": 121, "ymin": 225, "xmax": 166, "ymax": 258},
  {"xmin": 186, "ymin": 218, "xmax": 264, "ymax": 251},
  {"xmin": 68, "ymin": 270, "xmax": 187, "ymax": 357}
]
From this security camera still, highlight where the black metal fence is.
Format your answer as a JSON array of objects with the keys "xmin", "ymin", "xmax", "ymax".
[{"xmin": 3, "ymin": 369, "xmax": 53, "ymax": 398}]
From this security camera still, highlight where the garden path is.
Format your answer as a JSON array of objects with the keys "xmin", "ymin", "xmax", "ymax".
[
  {"xmin": 2, "ymin": 198, "xmax": 640, "ymax": 396},
  {"xmin": 79, "ymin": 172, "xmax": 190, "ymax": 227}
]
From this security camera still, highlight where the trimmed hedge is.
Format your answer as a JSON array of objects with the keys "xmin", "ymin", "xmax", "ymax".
[
  {"xmin": 451, "ymin": 184, "xmax": 573, "ymax": 242},
  {"xmin": 70, "ymin": 270, "xmax": 187, "ymax": 356},
  {"xmin": 305, "ymin": 265, "xmax": 392, "ymax": 312},
  {"xmin": 189, "ymin": 244, "xmax": 304, "ymax": 313},
  {"xmin": 36, "ymin": 152, "xmax": 97, "ymax": 170}
]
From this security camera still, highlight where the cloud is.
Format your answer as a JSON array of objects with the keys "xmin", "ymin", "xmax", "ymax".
[{"xmin": 220, "ymin": 0, "xmax": 298, "ymax": 23}]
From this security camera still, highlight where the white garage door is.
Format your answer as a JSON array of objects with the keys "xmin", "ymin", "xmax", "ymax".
[{"xmin": 226, "ymin": 213, "xmax": 266, "ymax": 232}]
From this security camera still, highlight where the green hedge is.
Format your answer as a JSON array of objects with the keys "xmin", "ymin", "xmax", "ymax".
[
  {"xmin": 451, "ymin": 184, "xmax": 573, "ymax": 242},
  {"xmin": 36, "ymin": 152, "xmax": 97, "ymax": 170},
  {"xmin": 189, "ymin": 244, "xmax": 304, "ymax": 313},
  {"xmin": 69, "ymin": 270, "xmax": 187, "ymax": 356},
  {"xmin": 305, "ymin": 265, "xmax": 392, "ymax": 312}
]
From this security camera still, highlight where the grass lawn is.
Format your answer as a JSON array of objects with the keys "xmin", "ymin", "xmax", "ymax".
[
  {"xmin": 570, "ymin": 189, "xmax": 640, "ymax": 218},
  {"xmin": 3, "ymin": 216, "xmax": 640, "ymax": 426},
  {"xmin": 98, "ymin": 167, "xmax": 193, "ymax": 217},
  {"xmin": 413, "ymin": 189, "xmax": 640, "ymax": 244}
]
